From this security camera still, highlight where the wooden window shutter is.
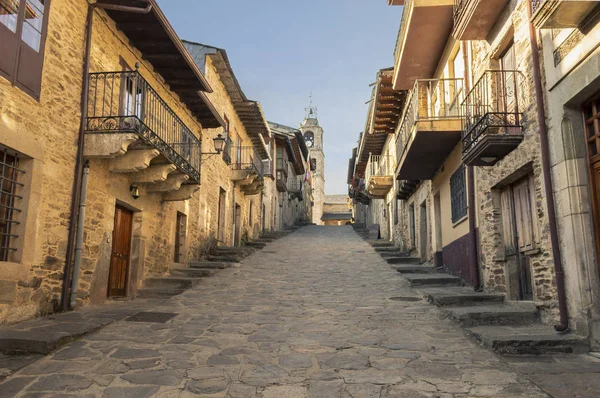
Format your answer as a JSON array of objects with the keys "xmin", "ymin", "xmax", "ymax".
[
  {"xmin": 14, "ymin": 0, "xmax": 51, "ymax": 99},
  {"xmin": 513, "ymin": 178, "xmax": 534, "ymax": 251}
]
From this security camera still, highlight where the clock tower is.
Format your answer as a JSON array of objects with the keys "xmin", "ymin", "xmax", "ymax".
[{"xmin": 300, "ymin": 106, "xmax": 325, "ymax": 225}]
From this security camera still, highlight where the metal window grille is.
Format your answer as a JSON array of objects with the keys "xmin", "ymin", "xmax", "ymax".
[
  {"xmin": 450, "ymin": 165, "xmax": 467, "ymax": 223},
  {"xmin": 0, "ymin": 149, "xmax": 24, "ymax": 261}
]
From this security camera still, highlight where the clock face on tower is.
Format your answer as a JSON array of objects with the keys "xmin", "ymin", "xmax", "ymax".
[{"xmin": 304, "ymin": 131, "xmax": 314, "ymax": 148}]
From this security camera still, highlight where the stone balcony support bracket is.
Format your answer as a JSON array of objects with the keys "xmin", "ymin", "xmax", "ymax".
[
  {"xmin": 109, "ymin": 149, "xmax": 160, "ymax": 173},
  {"xmin": 131, "ymin": 164, "xmax": 177, "ymax": 184},
  {"xmin": 146, "ymin": 173, "xmax": 190, "ymax": 193},
  {"xmin": 83, "ymin": 133, "xmax": 138, "ymax": 159}
]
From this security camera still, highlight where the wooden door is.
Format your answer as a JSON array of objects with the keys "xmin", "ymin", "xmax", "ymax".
[
  {"xmin": 217, "ymin": 188, "xmax": 226, "ymax": 243},
  {"xmin": 174, "ymin": 212, "xmax": 186, "ymax": 263},
  {"xmin": 583, "ymin": 97, "xmax": 600, "ymax": 278},
  {"xmin": 108, "ymin": 205, "xmax": 133, "ymax": 297}
]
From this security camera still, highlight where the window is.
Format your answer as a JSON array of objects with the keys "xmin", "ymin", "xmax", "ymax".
[
  {"xmin": 0, "ymin": 0, "xmax": 50, "ymax": 99},
  {"xmin": 500, "ymin": 42, "xmax": 517, "ymax": 112},
  {"xmin": 174, "ymin": 212, "xmax": 186, "ymax": 263},
  {"xmin": 310, "ymin": 158, "xmax": 317, "ymax": 172},
  {"xmin": 450, "ymin": 165, "xmax": 467, "ymax": 223},
  {"xmin": 0, "ymin": 149, "xmax": 24, "ymax": 261},
  {"xmin": 276, "ymin": 146, "xmax": 284, "ymax": 170}
]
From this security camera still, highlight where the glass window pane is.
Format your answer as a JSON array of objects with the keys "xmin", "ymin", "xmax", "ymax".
[
  {"xmin": 0, "ymin": 0, "xmax": 19, "ymax": 32},
  {"xmin": 21, "ymin": 0, "xmax": 45, "ymax": 52}
]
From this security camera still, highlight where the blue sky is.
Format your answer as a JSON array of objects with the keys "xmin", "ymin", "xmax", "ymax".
[{"xmin": 157, "ymin": 0, "xmax": 402, "ymax": 194}]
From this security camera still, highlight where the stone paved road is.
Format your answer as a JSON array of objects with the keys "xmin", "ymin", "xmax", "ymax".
[{"xmin": 0, "ymin": 226, "xmax": 580, "ymax": 397}]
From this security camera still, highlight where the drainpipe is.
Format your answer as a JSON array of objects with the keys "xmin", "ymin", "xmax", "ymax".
[
  {"xmin": 70, "ymin": 161, "xmax": 90, "ymax": 309},
  {"xmin": 526, "ymin": 0, "xmax": 569, "ymax": 332},
  {"xmin": 461, "ymin": 42, "xmax": 481, "ymax": 290},
  {"xmin": 60, "ymin": 1, "xmax": 153, "ymax": 311}
]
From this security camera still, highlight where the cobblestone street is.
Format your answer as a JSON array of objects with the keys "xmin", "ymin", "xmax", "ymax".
[{"xmin": 1, "ymin": 226, "xmax": 598, "ymax": 397}]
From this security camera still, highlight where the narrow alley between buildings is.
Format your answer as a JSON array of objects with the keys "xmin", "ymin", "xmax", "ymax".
[{"xmin": 1, "ymin": 226, "xmax": 599, "ymax": 397}]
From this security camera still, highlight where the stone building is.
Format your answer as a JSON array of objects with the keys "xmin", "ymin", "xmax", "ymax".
[
  {"xmin": 299, "ymin": 109, "xmax": 326, "ymax": 225},
  {"xmin": 267, "ymin": 122, "xmax": 311, "ymax": 230},
  {"xmin": 0, "ymin": 0, "xmax": 272, "ymax": 324},
  {"xmin": 350, "ymin": 0, "xmax": 600, "ymax": 348},
  {"xmin": 321, "ymin": 195, "xmax": 352, "ymax": 226}
]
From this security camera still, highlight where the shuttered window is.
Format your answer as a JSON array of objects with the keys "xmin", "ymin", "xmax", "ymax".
[
  {"xmin": 450, "ymin": 165, "xmax": 467, "ymax": 223},
  {"xmin": 0, "ymin": 0, "xmax": 50, "ymax": 99}
]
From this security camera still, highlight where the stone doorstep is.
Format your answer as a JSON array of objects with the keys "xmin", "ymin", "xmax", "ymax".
[
  {"xmin": 374, "ymin": 246, "xmax": 406, "ymax": 252},
  {"xmin": 393, "ymin": 264, "xmax": 435, "ymax": 274},
  {"xmin": 136, "ymin": 288, "xmax": 187, "ymax": 299},
  {"xmin": 379, "ymin": 251, "xmax": 415, "ymax": 258},
  {"xmin": 403, "ymin": 273, "xmax": 463, "ymax": 287},
  {"xmin": 170, "ymin": 268, "xmax": 216, "ymax": 278},
  {"xmin": 244, "ymin": 242, "xmax": 267, "ymax": 249},
  {"xmin": 214, "ymin": 247, "xmax": 256, "ymax": 255},
  {"xmin": 466, "ymin": 325, "xmax": 590, "ymax": 355},
  {"xmin": 143, "ymin": 276, "xmax": 204, "ymax": 289},
  {"xmin": 365, "ymin": 240, "xmax": 394, "ymax": 247},
  {"xmin": 189, "ymin": 261, "xmax": 232, "ymax": 270},
  {"xmin": 442, "ymin": 302, "xmax": 539, "ymax": 327},
  {"xmin": 0, "ymin": 306, "xmax": 142, "ymax": 355},
  {"xmin": 205, "ymin": 255, "xmax": 241, "ymax": 263},
  {"xmin": 424, "ymin": 289, "xmax": 506, "ymax": 307},
  {"xmin": 386, "ymin": 257, "xmax": 422, "ymax": 265}
]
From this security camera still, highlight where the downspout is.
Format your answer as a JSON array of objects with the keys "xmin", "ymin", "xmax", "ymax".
[
  {"xmin": 462, "ymin": 41, "xmax": 481, "ymax": 290},
  {"xmin": 60, "ymin": 1, "xmax": 153, "ymax": 311},
  {"xmin": 70, "ymin": 161, "xmax": 89, "ymax": 309},
  {"xmin": 526, "ymin": 0, "xmax": 569, "ymax": 332}
]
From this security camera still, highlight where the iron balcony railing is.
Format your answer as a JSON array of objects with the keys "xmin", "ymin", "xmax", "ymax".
[
  {"xmin": 286, "ymin": 176, "xmax": 302, "ymax": 193},
  {"xmin": 394, "ymin": 0, "xmax": 413, "ymax": 66},
  {"xmin": 262, "ymin": 159, "xmax": 273, "ymax": 177},
  {"xmin": 532, "ymin": 0, "xmax": 545, "ymax": 14},
  {"xmin": 396, "ymin": 78, "xmax": 465, "ymax": 165},
  {"xmin": 85, "ymin": 71, "xmax": 201, "ymax": 182},
  {"xmin": 231, "ymin": 146, "xmax": 264, "ymax": 177},
  {"xmin": 462, "ymin": 70, "xmax": 524, "ymax": 154},
  {"xmin": 365, "ymin": 154, "xmax": 393, "ymax": 182}
]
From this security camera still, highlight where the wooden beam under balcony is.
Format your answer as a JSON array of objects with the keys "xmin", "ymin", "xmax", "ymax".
[
  {"xmin": 452, "ymin": 0, "xmax": 510, "ymax": 40},
  {"xmin": 532, "ymin": 0, "xmax": 599, "ymax": 29}
]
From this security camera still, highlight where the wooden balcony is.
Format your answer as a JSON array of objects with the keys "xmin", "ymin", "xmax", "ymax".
[
  {"xmin": 396, "ymin": 78, "xmax": 464, "ymax": 180},
  {"xmin": 452, "ymin": 0, "xmax": 510, "ymax": 40},
  {"xmin": 287, "ymin": 177, "xmax": 303, "ymax": 201},
  {"xmin": 365, "ymin": 154, "xmax": 394, "ymax": 199},
  {"xmin": 462, "ymin": 70, "xmax": 524, "ymax": 167},
  {"xmin": 393, "ymin": 0, "xmax": 455, "ymax": 90},
  {"xmin": 533, "ymin": 0, "xmax": 599, "ymax": 29},
  {"xmin": 276, "ymin": 169, "xmax": 287, "ymax": 192}
]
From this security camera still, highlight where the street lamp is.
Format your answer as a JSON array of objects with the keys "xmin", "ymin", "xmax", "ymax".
[{"xmin": 212, "ymin": 134, "xmax": 226, "ymax": 154}]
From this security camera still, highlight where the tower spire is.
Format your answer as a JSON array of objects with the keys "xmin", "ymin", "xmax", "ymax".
[{"xmin": 305, "ymin": 92, "xmax": 318, "ymax": 119}]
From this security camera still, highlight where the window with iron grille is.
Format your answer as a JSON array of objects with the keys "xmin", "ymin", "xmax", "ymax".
[
  {"xmin": 450, "ymin": 165, "xmax": 467, "ymax": 223},
  {"xmin": 0, "ymin": 149, "xmax": 24, "ymax": 261}
]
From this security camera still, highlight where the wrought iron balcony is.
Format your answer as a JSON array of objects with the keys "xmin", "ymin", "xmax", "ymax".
[
  {"xmin": 287, "ymin": 177, "xmax": 303, "ymax": 200},
  {"xmin": 532, "ymin": 0, "xmax": 599, "ymax": 29},
  {"xmin": 462, "ymin": 70, "xmax": 525, "ymax": 166},
  {"xmin": 230, "ymin": 146, "xmax": 264, "ymax": 176},
  {"xmin": 85, "ymin": 71, "xmax": 201, "ymax": 183},
  {"xmin": 396, "ymin": 78, "xmax": 464, "ymax": 180},
  {"xmin": 452, "ymin": 0, "xmax": 510, "ymax": 40}
]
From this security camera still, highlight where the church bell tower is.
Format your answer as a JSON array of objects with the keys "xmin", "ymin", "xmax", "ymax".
[{"xmin": 300, "ymin": 103, "xmax": 325, "ymax": 225}]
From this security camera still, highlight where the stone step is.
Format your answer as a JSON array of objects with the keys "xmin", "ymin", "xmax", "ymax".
[
  {"xmin": 170, "ymin": 268, "xmax": 216, "ymax": 278},
  {"xmin": 137, "ymin": 287, "xmax": 187, "ymax": 298},
  {"xmin": 245, "ymin": 241, "xmax": 267, "ymax": 249},
  {"xmin": 374, "ymin": 246, "xmax": 403, "ymax": 252},
  {"xmin": 466, "ymin": 325, "xmax": 589, "ymax": 355},
  {"xmin": 143, "ymin": 276, "xmax": 203, "ymax": 289},
  {"xmin": 214, "ymin": 247, "xmax": 255, "ymax": 257},
  {"xmin": 442, "ymin": 303, "xmax": 538, "ymax": 327},
  {"xmin": 393, "ymin": 264, "xmax": 435, "ymax": 274},
  {"xmin": 254, "ymin": 238, "xmax": 277, "ymax": 243},
  {"xmin": 403, "ymin": 273, "xmax": 463, "ymax": 287},
  {"xmin": 206, "ymin": 255, "xmax": 241, "ymax": 263},
  {"xmin": 424, "ymin": 288, "xmax": 506, "ymax": 307},
  {"xmin": 189, "ymin": 261, "xmax": 232, "ymax": 269},
  {"xmin": 379, "ymin": 251, "xmax": 413, "ymax": 258},
  {"xmin": 366, "ymin": 240, "xmax": 394, "ymax": 247},
  {"xmin": 386, "ymin": 257, "xmax": 422, "ymax": 265}
]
